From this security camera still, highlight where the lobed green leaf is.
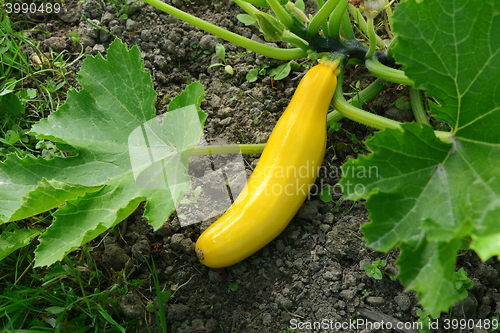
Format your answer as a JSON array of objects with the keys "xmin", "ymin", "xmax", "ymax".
[
  {"xmin": 340, "ymin": 0, "xmax": 500, "ymax": 316},
  {"xmin": 0, "ymin": 39, "xmax": 206, "ymax": 266},
  {"xmin": 0, "ymin": 225, "xmax": 43, "ymax": 261}
]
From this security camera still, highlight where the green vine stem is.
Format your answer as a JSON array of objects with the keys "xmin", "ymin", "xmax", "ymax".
[
  {"xmin": 189, "ymin": 92, "xmax": 451, "ymax": 155},
  {"xmin": 365, "ymin": 17, "xmax": 377, "ymax": 58},
  {"xmin": 244, "ymin": 0, "xmax": 270, "ymax": 8},
  {"xmin": 340, "ymin": 10, "xmax": 355, "ymax": 40},
  {"xmin": 409, "ymin": 88, "xmax": 430, "ymax": 126},
  {"xmin": 282, "ymin": 31, "xmax": 310, "ymax": 50},
  {"xmin": 315, "ymin": 0, "xmax": 330, "ymax": 36},
  {"xmin": 233, "ymin": 0, "xmax": 260, "ymax": 19},
  {"xmin": 315, "ymin": 0, "xmax": 325, "ymax": 10},
  {"xmin": 327, "ymin": 111, "xmax": 344, "ymax": 124},
  {"xmin": 191, "ymin": 80, "xmax": 388, "ymax": 155},
  {"xmin": 365, "ymin": 57, "xmax": 414, "ymax": 86},
  {"xmin": 328, "ymin": 0, "xmax": 348, "ymax": 38},
  {"xmin": 333, "ymin": 70, "xmax": 402, "ymax": 130},
  {"xmin": 385, "ymin": 0, "xmax": 394, "ymax": 27},
  {"xmin": 308, "ymin": 0, "xmax": 340, "ymax": 36},
  {"xmin": 189, "ymin": 143, "xmax": 266, "ymax": 156},
  {"xmin": 327, "ymin": 78, "xmax": 388, "ymax": 125},
  {"xmin": 141, "ymin": 0, "xmax": 307, "ymax": 60},
  {"xmin": 333, "ymin": 69, "xmax": 452, "ymax": 143},
  {"xmin": 286, "ymin": 2, "xmax": 310, "ymax": 24},
  {"xmin": 348, "ymin": 4, "xmax": 384, "ymax": 49},
  {"xmin": 267, "ymin": 0, "xmax": 295, "ymax": 28}
]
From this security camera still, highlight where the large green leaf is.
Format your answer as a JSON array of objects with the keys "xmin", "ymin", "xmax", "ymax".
[
  {"xmin": 340, "ymin": 0, "xmax": 500, "ymax": 316},
  {"xmin": 0, "ymin": 224, "xmax": 43, "ymax": 261},
  {"xmin": 0, "ymin": 39, "xmax": 205, "ymax": 266},
  {"xmin": 168, "ymin": 80, "xmax": 207, "ymax": 124}
]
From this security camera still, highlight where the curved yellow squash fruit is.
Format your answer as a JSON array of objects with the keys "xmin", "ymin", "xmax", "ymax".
[{"xmin": 195, "ymin": 59, "xmax": 340, "ymax": 268}]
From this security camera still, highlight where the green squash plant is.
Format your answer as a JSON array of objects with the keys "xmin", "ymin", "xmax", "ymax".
[{"xmin": 0, "ymin": 0, "xmax": 499, "ymax": 318}]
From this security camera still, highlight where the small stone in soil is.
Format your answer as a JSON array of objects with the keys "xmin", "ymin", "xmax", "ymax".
[
  {"xmin": 366, "ymin": 296, "xmax": 385, "ymax": 305},
  {"xmin": 199, "ymin": 35, "xmax": 220, "ymax": 53},
  {"xmin": 131, "ymin": 239, "xmax": 150, "ymax": 263},
  {"xmin": 261, "ymin": 312, "xmax": 272, "ymax": 325},
  {"xmin": 168, "ymin": 303, "xmax": 189, "ymax": 321},
  {"xmin": 170, "ymin": 233, "xmax": 184, "ymax": 251},
  {"xmin": 82, "ymin": 0, "xmax": 103, "ymax": 19},
  {"xmin": 102, "ymin": 243, "xmax": 130, "ymax": 271},
  {"xmin": 44, "ymin": 37, "xmax": 66, "ymax": 53},
  {"xmin": 275, "ymin": 294, "xmax": 293, "ymax": 308},
  {"xmin": 297, "ymin": 200, "xmax": 318, "ymax": 220},
  {"xmin": 339, "ymin": 288, "xmax": 356, "ymax": 300},
  {"xmin": 59, "ymin": 4, "xmax": 82, "ymax": 23},
  {"xmin": 208, "ymin": 269, "xmax": 223, "ymax": 283},
  {"xmin": 394, "ymin": 294, "xmax": 411, "ymax": 311},
  {"xmin": 92, "ymin": 44, "xmax": 105, "ymax": 55},
  {"xmin": 119, "ymin": 292, "xmax": 144, "ymax": 318}
]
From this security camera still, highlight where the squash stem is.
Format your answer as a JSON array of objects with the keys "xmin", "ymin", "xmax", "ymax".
[
  {"xmin": 233, "ymin": 0, "xmax": 261, "ymax": 19},
  {"xmin": 348, "ymin": 4, "xmax": 384, "ymax": 48},
  {"xmin": 410, "ymin": 88, "xmax": 430, "ymax": 126},
  {"xmin": 331, "ymin": 68, "xmax": 400, "ymax": 130},
  {"xmin": 244, "ymin": 0, "xmax": 271, "ymax": 8},
  {"xmin": 267, "ymin": 0, "xmax": 295, "ymax": 28},
  {"xmin": 309, "ymin": 0, "xmax": 340, "ymax": 36},
  {"xmin": 333, "ymin": 70, "xmax": 452, "ymax": 143},
  {"xmin": 315, "ymin": 0, "xmax": 330, "ymax": 36},
  {"xmin": 333, "ymin": 73, "xmax": 402, "ymax": 131},
  {"xmin": 189, "ymin": 143, "xmax": 266, "ymax": 156},
  {"xmin": 365, "ymin": 57, "xmax": 414, "ymax": 86},
  {"xmin": 365, "ymin": 17, "xmax": 377, "ymax": 58},
  {"xmin": 282, "ymin": 31, "xmax": 310, "ymax": 50},
  {"xmin": 327, "ymin": 78, "xmax": 388, "ymax": 125},
  {"xmin": 385, "ymin": 0, "xmax": 394, "ymax": 27},
  {"xmin": 141, "ymin": 0, "xmax": 307, "ymax": 60},
  {"xmin": 339, "ymin": 10, "xmax": 355, "ymax": 40},
  {"xmin": 328, "ymin": 0, "xmax": 348, "ymax": 38}
]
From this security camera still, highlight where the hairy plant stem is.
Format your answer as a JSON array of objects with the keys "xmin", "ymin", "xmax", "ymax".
[
  {"xmin": 309, "ymin": 0, "xmax": 340, "ymax": 36},
  {"xmin": 141, "ymin": 0, "xmax": 307, "ymax": 60},
  {"xmin": 189, "ymin": 144, "xmax": 266, "ymax": 156},
  {"xmin": 328, "ymin": 0, "xmax": 348, "ymax": 38},
  {"xmin": 327, "ymin": 78, "xmax": 388, "ymax": 125},
  {"xmin": 333, "ymin": 70, "xmax": 452, "ymax": 143},
  {"xmin": 348, "ymin": 4, "xmax": 384, "ymax": 49},
  {"xmin": 365, "ymin": 57, "xmax": 414, "ymax": 86},
  {"xmin": 314, "ymin": 0, "xmax": 329, "ymax": 36},
  {"xmin": 365, "ymin": 17, "xmax": 377, "ymax": 58},
  {"xmin": 327, "ymin": 110, "xmax": 344, "ymax": 124},
  {"xmin": 244, "ymin": 0, "xmax": 270, "ymax": 8},
  {"xmin": 385, "ymin": 0, "xmax": 394, "ymax": 27},
  {"xmin": 190, "ymin": 78, "xmax": 389, "ymax": 156},
  {"xmin": 267, "ymin": 0, "xmax": 295, "ymax": 28},
  {"xmin": 233, "ymin": 0, "xmax": 260, "ymax": 19},
  {"xmin": 340, "ymin": 10, "xmax": 355, "ymax": 39},
  {"xmin": 282, "ymin": 31, "xmax": 310, "ymax": 50},
  {"xmin": 286, "ymin": 2, "xmax": 310, "ymax": 24},
  {"xmin": 410, "ymin": 88, "xmax": 430, "ymax": 126},
  {"xmin": 143, "ymin": 0, "xmax": 391, "ymax": 65},
  {"xmin": 333, "ymin": 73, "xmax": 402, "ymax": 130},
  {"xmin": 189, "ymin": 93, "xmax": 451, "ymax": 156}
]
